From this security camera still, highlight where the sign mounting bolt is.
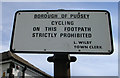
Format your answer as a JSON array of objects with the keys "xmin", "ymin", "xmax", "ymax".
[
  {"xmin": 18, "ymin": 13, "xmax": 21, "ymax": 15},
  {"xmin": 105, "ymin": 12, "xmax": 107, "ymax": 15},
  {"xmin": 44, "ymin": 49, "xmax": 46, "ymax": 51},
  {"xmin": 108, "ymin": 50, "xmax": 111, "ymax": 52}
]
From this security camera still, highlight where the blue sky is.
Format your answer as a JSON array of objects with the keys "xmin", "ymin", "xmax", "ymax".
[{"xmin": 1, "ymin": 2, "xmax": 118, "ymax": 76}]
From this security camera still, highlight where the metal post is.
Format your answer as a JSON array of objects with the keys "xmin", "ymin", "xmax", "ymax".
[{"xmin": 47, "ymin": 53, "xmax": 77, "ymax": 78}]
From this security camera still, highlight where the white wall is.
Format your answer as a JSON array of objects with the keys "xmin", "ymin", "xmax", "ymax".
[
  {"xmin": 0, "ymin": 63, "xmax": 10, "ymax": 77},
  {"xmin": 25, "ymin": 68, "xmax": 43, "ymax": 76},
  {"xmin": 12, "ymin": 61, "xmax": 46, "ymax": 77},
  {"xmin": 0, "ymin": 64, "xmax": 2, "ymax": 77},
  {"xmin": 0, "ymin": 60, "xmax": 48, "ymax": 78}
]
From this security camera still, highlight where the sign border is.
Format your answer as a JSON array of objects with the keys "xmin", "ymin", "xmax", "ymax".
[{"xmin": 10, "ymin": 10, "xmax": 114, "ymax": 54}]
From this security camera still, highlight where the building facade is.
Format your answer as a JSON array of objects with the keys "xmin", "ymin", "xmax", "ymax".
[{"xmin": 0, "ymin": 51, "xmax": 52, "ymax": 78}]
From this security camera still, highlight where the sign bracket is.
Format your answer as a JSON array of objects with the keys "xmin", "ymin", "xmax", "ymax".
[{"xmin": 47, "ymin": 54, "xmax": 77, "ymax": 78}]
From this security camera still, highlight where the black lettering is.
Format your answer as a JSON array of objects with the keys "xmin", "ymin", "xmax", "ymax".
[
  {"xmin": 61, "ymin": 14, "xmax": 67, "ymax": 18},
  {"xmin": 32, "ymin": 33, "xmax": 57, "ymax": 38},
  {"xmin": 51, "ymin": 21, "xmax": 74, "ymax": 25},
  {"xmin": 33, "ymin": 27, "xmax": 40, "ymax": 31},
  {"xmin": 89, "ymin": 45, "xmax": 102, "ymax": 49},
  {"xmin": 51, "ymin": 21, "xmax": 54, "ymax": 25},
  {"xmin": 34, "ymin": 14, "xmax": 37, "ymax": 19},
  {"xmin": 64, "ymin": 27, "xmax": 91, "ymax": 32},
  {"xmin": 32, "ymin": 33, "xmax": 35, "ymax": 37},
  {"xmin": 60, "ymin": 33, "xmax": 92, "ymax": 38},
  {"xmin": 70, "ymin": 13, "xmax": 89, "ymax": 19},
  {"xmin": 34, "ymin": 13, "xmax": 58, "ymax": 19},
  {"xmin": 74, "ymin": 45, "xmax": 88, "ymax": 49},
  {"xmin": 45, "ymin": 27, "xmax": 57, "ymax": 31}
]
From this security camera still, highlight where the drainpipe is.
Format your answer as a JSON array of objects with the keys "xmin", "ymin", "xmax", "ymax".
[
  {"xmin": 22, "ymin": 66, "xmax": 26, "ymax": 78},
  {"xmin": 8, "ymin": 62, "xmax": 15, "ymax": 78}
]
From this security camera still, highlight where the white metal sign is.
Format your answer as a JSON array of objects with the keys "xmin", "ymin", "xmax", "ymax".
[{"xmin": 10, "ymin": 10, "xmax": 113, "ymax": 54}]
